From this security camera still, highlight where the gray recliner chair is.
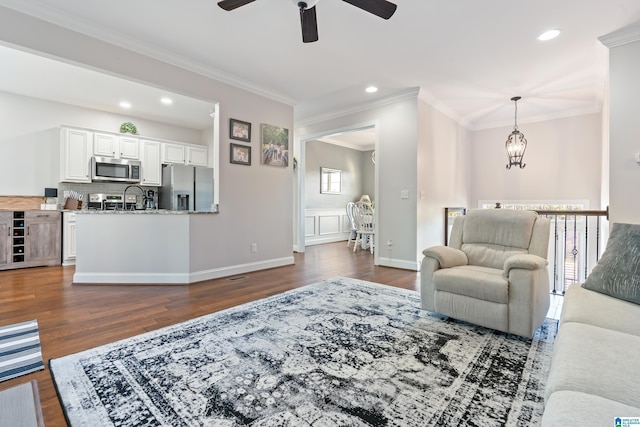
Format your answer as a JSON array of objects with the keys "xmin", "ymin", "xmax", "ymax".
[{"xmin": 421, "ymin": 209, "xmax": 551, "ymax": 338}]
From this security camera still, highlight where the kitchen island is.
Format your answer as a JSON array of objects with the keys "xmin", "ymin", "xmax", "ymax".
[{"xmin": 72, "ymin": 209, "xmax": 294, "ymax": 284}]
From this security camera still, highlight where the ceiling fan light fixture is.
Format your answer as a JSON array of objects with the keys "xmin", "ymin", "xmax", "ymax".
[
  {"xmin": 218, "ymin": 0, "xmax": 396, "ymax": 43},
  {"xmin": 537, "ymin": 29, "xmax": 561, "ymax": 41}
]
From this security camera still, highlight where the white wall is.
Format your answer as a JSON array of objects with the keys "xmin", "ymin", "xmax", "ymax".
[
  {"xmin": 361, "ymin": 150, "xmax": 375, "ymax": 199},
  {"xmin": 0, "ymin": 7, "xmax": 295, "ymax": 274},
  {"xmin": 305, "ymin": 140, "xmax": 365, "ymax": 208},
  {"xmin": 417, "ymin": 97, "xmax": 471, "ymax": 259},
  {"xmin": 470, "ymin": 113, "xmax": 603, "ymax": 208},
  {"xmin": 608, "ymin": 38, "xmax": 640, "ymax": 224}
]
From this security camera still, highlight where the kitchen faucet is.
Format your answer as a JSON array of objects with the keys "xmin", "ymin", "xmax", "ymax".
[{"xmin": 122, "ymin": 185, "xmax": 145, "ymax": 210}]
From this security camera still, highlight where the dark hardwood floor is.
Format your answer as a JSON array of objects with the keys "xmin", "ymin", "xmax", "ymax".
[{"xmin": 0, "ymin": 242, "xmax": 419, "ymax": 426}]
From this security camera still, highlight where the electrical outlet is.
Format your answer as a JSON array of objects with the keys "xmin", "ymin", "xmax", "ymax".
[
  {"xmin": 401, "ymin": 190, "xmax": 409, "ymax": 199},
  {"xmin": 251, "ymin": 243, "xmax": 257, "ymax": 253},
  {"xmin": 387, "ymin": 240, "xmax": 393, "ymax": 247}
]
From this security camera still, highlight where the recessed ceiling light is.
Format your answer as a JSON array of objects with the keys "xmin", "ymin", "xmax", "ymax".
[
  {"xmin": 119, "ymin": 101, "xmax": 131, "ymax": 109},
  {"xmin": 537, "ymin": 29, "xmax": 561, "ymax": 41},
  {"xmin": 365, "ymin": 86, "xmax": 378, "ymax": 93},
  {"xmin": 161, "ymin": 97, "xmax": 173, "ymax": 105}
]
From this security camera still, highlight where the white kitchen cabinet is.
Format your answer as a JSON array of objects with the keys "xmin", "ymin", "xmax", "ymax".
[
  {"xmin": 93, "ymin": 132, "xmax": 117, "ymax": 157},
  {"xmin": 61, "ymin": 127, "xmax": 93, "ymax": 183},
  {"xmin": 187, "ymin": 146, "xmax": 208, "ymax": 167},
  {"xmin": 140, "ymin": 140, "xmax": 161, "ymax": 186},
  {"xmin": 162, "ymin": 142, "xmax": 186, "ymax": 164},
  {"xmin": 119, "ymin": 136, "xmax": 140, "ymax": 159},
  {"xmin": 162, "ymin": 142, "xmax": 208, "ymax": 166},
  {"xmin": 94, "ymin": 132, "xmax": 139, "ymax": 159},
  {"xmin": 62, "ymin": 211, "xmax": 77, "ymax": 266}
]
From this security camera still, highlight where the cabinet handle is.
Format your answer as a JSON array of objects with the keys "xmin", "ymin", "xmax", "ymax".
[
  {"xmin": 7, "ymin": 227, "xmax": 9, "ymax": 237},
  {"xmin": 27, "ymin": 225, "xmax": 30, "ymax": 235}
]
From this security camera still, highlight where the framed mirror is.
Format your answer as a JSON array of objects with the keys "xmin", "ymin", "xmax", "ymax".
[{"xmin": 320, "ymin": 167, "xmax": 342, "ymax": 194}]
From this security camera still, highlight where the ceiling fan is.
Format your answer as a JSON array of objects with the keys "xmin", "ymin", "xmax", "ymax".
[{"xmin": 217, "ymin": 0, "xmax": 398, "ymax": 43}]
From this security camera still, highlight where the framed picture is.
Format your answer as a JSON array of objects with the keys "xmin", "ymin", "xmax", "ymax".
[
  {"xmin": 261, "ymin": 123, "xmax": 289, "ymax": 167},
  {"xmin": 230, "ymin": 143, "xmax": 251, "ymax": 166},
  {"xmin": 230, "ymin": 118, "xmax": 251, "ymax": 142}
]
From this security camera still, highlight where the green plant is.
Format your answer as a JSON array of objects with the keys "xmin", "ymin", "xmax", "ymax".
[{"xmin": 120, "ymin": 122, "xmax": 137, "ymax": 134}]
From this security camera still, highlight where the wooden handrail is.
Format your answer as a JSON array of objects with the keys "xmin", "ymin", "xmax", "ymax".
[{"xmin": 534, "ymin": 207, "xmax": 608, "ymax": 220}]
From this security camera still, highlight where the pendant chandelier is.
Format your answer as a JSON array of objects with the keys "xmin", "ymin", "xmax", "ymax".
[{"xmin": 505, "ymin": 96, "xmax": 527, "ymax": 169}]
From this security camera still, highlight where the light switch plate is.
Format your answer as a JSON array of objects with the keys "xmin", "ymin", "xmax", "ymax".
[{"xmin": 401, "ymin": 190, "xmax": 409, "ymax": 199}]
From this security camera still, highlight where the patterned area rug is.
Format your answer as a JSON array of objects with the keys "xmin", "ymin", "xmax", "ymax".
[
  {"xmin": 0, "ymin": 319, "xmax": 44, "ymax": 382},
  {"xmin": 50, "ymin": 278, "xmax": 556, "ymax": 426}
]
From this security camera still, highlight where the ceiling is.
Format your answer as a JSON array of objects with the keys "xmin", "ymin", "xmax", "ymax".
[{"xmin": 1, "ymin": 0, "xmax": 640, "ymax": 134}]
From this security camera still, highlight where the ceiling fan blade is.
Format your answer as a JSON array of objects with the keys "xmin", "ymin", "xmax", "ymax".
[
  {"xmin": 300, "ymin": 5, "xmax": 319, "ymax": 43},
  {"xmin": 341, "ymin": 0, "xmax": 397, "ymax": 19},
  {"xmin": 217, "ymin": 0, "xmax": 256, "ymax": 11}
]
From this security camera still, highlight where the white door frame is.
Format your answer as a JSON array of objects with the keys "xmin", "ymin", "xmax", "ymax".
[{"xmin": 294, "ymin": 120, "xmax": 379, "ymax": 264}]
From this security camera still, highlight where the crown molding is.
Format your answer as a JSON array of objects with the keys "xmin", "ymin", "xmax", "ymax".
[
  {"xmin": 294, "ymin": 88, "xmax": 421, "ymax": 127},
  {"xmin": 471, "ymin": 104, "xmax": 602, "ymax": 131},
  {"xmin": 417, "ymin": 88, "xmax": 470, "ymax": 129},
  {"xmin": 599, "ymin": 22, "xmax": 640, "ymax": 48},
  {"xmin": 315, "ymin": 138, "xmax": 374, "ymax": 152},
  {"xmin": 0, "ymin": 1, "xmax": 296, "ymax": 106}
]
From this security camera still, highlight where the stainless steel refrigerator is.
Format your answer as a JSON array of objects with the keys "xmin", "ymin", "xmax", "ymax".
[{"xmin": 159, "ymin": 164, "xmax": 214, "ymax": 211}]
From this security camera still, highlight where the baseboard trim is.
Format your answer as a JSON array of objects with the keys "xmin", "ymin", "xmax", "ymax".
[
  {"xmin": 377, "ymin": 256, "xmax": 420, "ymax": 271},
  {"xmin": 189, "ymin": 256, "xmax": 296, "ymax": 282},
  {"xmin": 73, "ymin": 256, "xmax": 296, "ymax": 285},
  {"xmin": 73, "ymin": 272, "xmax": 191, "ymax": 285},
  {"xmin": 305, "ymin": 236, "xmax": 349, "ymax": 246}
]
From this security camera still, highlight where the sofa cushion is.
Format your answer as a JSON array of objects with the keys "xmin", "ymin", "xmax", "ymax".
[
  {"xmin": 462, "ymin": 209, "xmax": 537, "ymax": 249},
  {"xmin": 545, "ymin": 322, "xmax": 640, "ymax": 408},
  {"xmin": 433, "ymin": 265, "xmax": 508, "ymax": 303},
  {"xmin": 461, "ymin": 243, "xmax": 528, "ymax": 270},
  {"xmin": 582, "ymin": 222, "xmax": 640, "ymax": 305},
  {"xmin": 422, "ymin": 245, "xmax": 468, "ymax": 268},
  {"xmin": 542, "ymin": 390, "xmax": 640, "ymax": 427},
  {"xmin": 561, "ymin": 284, "xmax": 640, "ymax": 337}
]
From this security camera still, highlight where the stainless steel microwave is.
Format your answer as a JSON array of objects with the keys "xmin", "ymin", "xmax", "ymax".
[{"xmin": 91, "ymin": 156, "xmax": 141, "ymax": 183}]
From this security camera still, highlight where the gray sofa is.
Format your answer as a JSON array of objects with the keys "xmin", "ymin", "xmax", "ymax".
[
  {"xmin": 542, "ymin": 223, "xmax": 640, "ymax": 426},
  {"xmin": 542, "ymin": 285, "xmax": 640, "ymax": 425}
]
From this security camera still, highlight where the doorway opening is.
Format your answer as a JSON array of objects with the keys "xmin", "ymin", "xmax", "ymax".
[{"xmin": 296, "ymin": 123, "xmax": 378, "ymax": 264}]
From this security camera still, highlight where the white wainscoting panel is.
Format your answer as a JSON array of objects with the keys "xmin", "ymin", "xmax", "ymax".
[
  {"xmin": 304, "ymin": 216, "xmax": 316, "ymax": 238},
  {"xmin": 305, "ymin": 208, "xmax": 350, "ymax": 246}
]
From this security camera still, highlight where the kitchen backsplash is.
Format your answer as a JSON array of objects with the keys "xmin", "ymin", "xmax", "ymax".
[
  {"xmin": 58, "ymin": 182, "xmax": 159, "ymax": 209},
  {"xmin": 0, "ymin": 183, "xmax": 159, "ymax": 210}
]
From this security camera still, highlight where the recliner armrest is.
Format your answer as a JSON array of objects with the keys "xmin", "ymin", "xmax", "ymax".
[
  {"xmin": 422, "ymin": 246, "xmax": 468, "ymax": 269},
  {"xmin": 503, "ymin": 254, "xmax": 548, "ymax": 276}
]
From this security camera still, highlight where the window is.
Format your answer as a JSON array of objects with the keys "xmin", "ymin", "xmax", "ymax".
[{"xmin": 320, "ymin": 167, "xmax": 342, "ymax": 194}]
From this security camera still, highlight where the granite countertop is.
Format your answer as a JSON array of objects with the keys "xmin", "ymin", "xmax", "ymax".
[{"xmin": 75, "ymin": 209, "xmax": 216, "ymax": 215}]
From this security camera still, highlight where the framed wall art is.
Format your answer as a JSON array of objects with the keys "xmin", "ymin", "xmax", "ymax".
[
  {"xmin": 230, "ymin": 143, "xmax": 251, "ymax": 166},
  {"xmin": 230, "ymin": 118, "xmax": 251, "ymax": 142},
  {"xmin": 261, "ymin": 123, "xmax": 289, "ymax": 167}
]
